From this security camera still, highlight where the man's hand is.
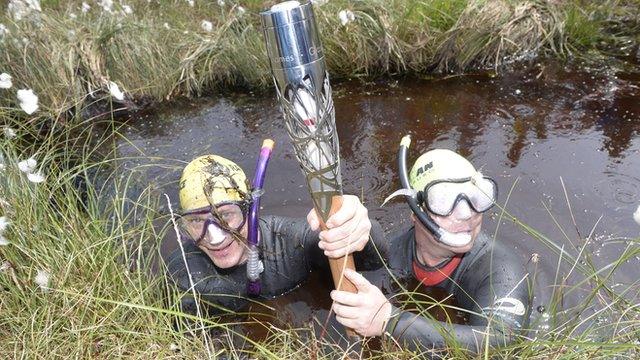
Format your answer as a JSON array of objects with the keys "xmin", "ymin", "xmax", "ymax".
[
  {"xmin": 307, "ymin": 194, "xmax": 372, "ymax": 258},
  {"xmin": 330, "ymin": 269, "xmax": 391, "ymax": 337}
]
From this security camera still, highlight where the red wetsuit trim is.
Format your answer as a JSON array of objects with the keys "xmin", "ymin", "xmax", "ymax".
[{"xmin": 412, "ymin": 255, "xmax": 463, "ymax": 286}]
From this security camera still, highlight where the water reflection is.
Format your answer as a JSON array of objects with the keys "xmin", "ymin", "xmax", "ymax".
[{"xmin": 115, "ymin": 57, "xmax": 639, "ymax": 342}]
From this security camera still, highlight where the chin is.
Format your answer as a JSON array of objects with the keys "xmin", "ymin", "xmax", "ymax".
[{"xmin": 212, "ymin": 256, "xmax": 241, "ymax": 269}]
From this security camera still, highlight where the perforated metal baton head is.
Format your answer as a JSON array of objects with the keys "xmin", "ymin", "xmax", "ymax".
[{"xmin": 261, "ymin": 1, "xmax": 342, "ymax": 221}]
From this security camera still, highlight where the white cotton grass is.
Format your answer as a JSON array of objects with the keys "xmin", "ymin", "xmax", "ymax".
[
  {"xmin": 107, "ymin": 81, "xmax": 125, "ymax": 101},
  {"xmin": 217, "ymin": 0, "xmax": 225, "ymax": 6},
  {"xmin": 0, "ymin": 216, "xmax": 9, "ymax": 246},
  {"xmin": 34, "ymin": 269, "xmax": 50, "ymax": 291},
  {"xmin": 186, "ymin": 0, "xmax": 195, "ymax": 7},
  {"xmin": 0, "ymin": 24, "xmax": 9, "ymax": 38},
  {"xmin": 3, "ymin": 127, "xmax": 17, "ymax": 139},
  {"xmin": 18, "ymin": 157, "xmax": 37, "ymax": 173},
  {"xmin": 27, "ymin": 171, "xmax": 45, "ymax": 183},
  {"xmin": 98, "ymin": 0, "xmax": 113, "ymax": 13},
  {"xmin": 338, "ymin": 10, "xmax": 355, "ymax": 26},
  {"xmin": 201, "ymin": 20, "xmax": 213, "ymax": 32},
  {"xmin": 17, "ymin": 89, "xmax": 39, "ymax": 114},
  {"xmin": 8, "ymin": 0, "xmax": 41, "ymax": 21},
  {"xmin": 81, "ymin": 2, "xmax": 90, "ymax": 13},
  {"xmin": 0, "ymin": 216, "xmax": 9, "ymax": 233},
  {"xmin": 0, "ymin": 73, "xmax": 12, "ymax": 89},
  {"xmin": 25, "ymin": 0, "xmax": 41, "ymax": 11},
  {"xmin": 122, "ymin": 5, "xmax": 133, "ymax": 15},
  {"xmin": 634, "ymin": 205, "xmax": 640, "ymax": 226},
  {"xmin": 18, "ymin": 157, "xmax": 46, "ymax": 183},
  {"xmin": 237, "ymin": 6, "xmax": 246, "ymax": 16}
]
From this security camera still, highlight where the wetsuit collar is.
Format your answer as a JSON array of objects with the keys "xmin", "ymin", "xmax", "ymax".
[{"xmin": 411, "ymin": 232, "xmax": 464, "ymax": 286}]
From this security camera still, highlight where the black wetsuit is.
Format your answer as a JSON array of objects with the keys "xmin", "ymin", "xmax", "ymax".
[
  {"xmin": 166, "ymin": 215, "xmax": 387, "ymax": 315},
  {"xmin": 384, "ymin": 227, "xmax": 530, "ymax": 352}
]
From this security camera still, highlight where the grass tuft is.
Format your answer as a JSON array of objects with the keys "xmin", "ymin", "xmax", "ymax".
[{"xmin": 0, "ymin": 0, "xmax": 637, "ymax": 124}]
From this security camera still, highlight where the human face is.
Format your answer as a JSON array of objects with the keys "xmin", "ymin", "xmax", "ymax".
[
  {"xmin": 182, "ymin": 203, "xmax": 249, "ymax": 269},
  {"xmin": 430, "ymin": 199, "xmax": 483, "ymax": 253},
  {"xmin": 413, "ymin": 200, "xmax": 483, "ymax": 263}
]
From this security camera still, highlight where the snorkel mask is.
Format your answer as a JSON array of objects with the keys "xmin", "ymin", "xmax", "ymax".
[
  {"xmin": 178, "ymin": 154, "xmax": 252, "ymax": 246},
  {"xmin": 180, "ymin": 201, "xmax": 250, "ymax": 246},
  {"xmin": 396, "ymin": 136, "xmax": 497, "ymax": 247}
]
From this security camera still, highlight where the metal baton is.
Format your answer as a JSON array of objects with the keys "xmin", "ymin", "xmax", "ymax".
[{"xmin": 260, "ymin": 0, "xmax": 360, "ymax": 337}]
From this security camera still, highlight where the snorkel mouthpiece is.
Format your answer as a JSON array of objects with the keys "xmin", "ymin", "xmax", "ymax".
[
  {"xmin": 207, "ymin": 223, "xmax": 227, "ymax": 246},
  {"xmin": 439, "ymin": 231, "xmax": 473, "ymax": 247},
  {"xmin": 397, "ymin": 135, "xmax": 473, "ymax": 247}
]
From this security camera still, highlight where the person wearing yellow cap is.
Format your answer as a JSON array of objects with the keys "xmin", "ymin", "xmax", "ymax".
[
  {"xmin": 330, "ymin": 138, "xmax": 530, "ymax": 352},
  {"xmin": 166, "ymin": 154, "xmax": 386, "ymax": 314}
]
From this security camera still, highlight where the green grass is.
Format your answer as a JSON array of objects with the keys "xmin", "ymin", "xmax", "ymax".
[
  {"xmin": 0, "ymin": 0, "xmax": 638, "ymax": 123},
  {"xmin": 1, "ymin": 112, "xmax": 638, "ymax": 358},
  {"xmin": 564, "ymin": 5, "xmax": 600, "ymax": 49},
  {"xmin": 1, "ymin": 1, "xmax": 639, "ymax": 358},
  {"xmin": 0, "ymin": 119, "xmax": 191, "ymax": 358}
]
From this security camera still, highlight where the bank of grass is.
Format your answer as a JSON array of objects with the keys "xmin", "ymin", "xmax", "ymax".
[
  {"xmin": 0, "ymin": 0, "xmax": 638, "ymax": 122},
  {"xmin": 1, "ymin": 1, "xmax": 639, "ymax": 358},
  {"xmin": 1, "ymin": 119, "xmax": 638, "ymax": 358}
]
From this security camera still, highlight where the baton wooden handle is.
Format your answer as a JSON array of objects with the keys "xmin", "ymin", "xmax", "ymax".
[
  {"xmin": 317, "ymin": 195, "xmax": 360, "ymax": 340},
  {"xmin": 317, "ymin": 195, "xmax": 357, "ymax": 293}
]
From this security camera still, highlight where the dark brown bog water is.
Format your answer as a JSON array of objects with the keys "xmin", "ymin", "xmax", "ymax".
[{"xmin": 114, "ymin": 57, "xmax": 640, "ymax": 342}]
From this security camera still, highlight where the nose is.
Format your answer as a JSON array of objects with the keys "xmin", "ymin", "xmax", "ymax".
[
  {"xmin": 451, "ymin": 199, "xmax": 473, "ymax": 220},
  {"xmin": 206, "ymin": 223, "xmax": 228, "ymax": 246}
]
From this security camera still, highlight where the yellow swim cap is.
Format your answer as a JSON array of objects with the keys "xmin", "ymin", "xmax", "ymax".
[
  {"xmin": 409, "ymin": 149, "xmax": 477, "ymax": 191},
  {"xmin": 179, "ymin": 155, "xmax": 249, "ymax": 212}
]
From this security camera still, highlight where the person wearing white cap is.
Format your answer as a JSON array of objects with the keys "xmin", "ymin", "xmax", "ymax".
[{"xmin": 330, "ymin": 142, "xmax": 530, "ymax": 352}]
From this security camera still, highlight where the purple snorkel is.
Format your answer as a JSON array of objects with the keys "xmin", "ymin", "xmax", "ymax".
[{"xmin": 246, "ymin": 139, "xmax": 275, "ymax": 296}]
